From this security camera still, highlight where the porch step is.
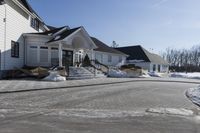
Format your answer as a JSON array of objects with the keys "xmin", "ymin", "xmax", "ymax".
[
  {"xmin": 84, "ymin": 67, "xmax": 107, "ymax": 78},
  {"xmin": 68, "ymin": 67, "xmax": 95, "ymax": 80}
]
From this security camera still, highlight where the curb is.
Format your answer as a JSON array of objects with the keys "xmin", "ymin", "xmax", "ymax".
[{"xmin": 0, "ymin": 79, "xmax": 199, "ymax": 94}]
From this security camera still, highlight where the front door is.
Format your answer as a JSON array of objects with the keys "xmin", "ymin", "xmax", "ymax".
[{"xmin": 62, "ymin": 50, "xmax": 73, "ymax": 68}]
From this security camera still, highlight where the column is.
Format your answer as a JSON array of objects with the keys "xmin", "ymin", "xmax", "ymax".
[{"xmin": 58, "ymin": 43, "xmax": 63, "ymax": 67}]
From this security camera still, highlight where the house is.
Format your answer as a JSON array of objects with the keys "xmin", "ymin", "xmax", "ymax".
[
  {"xmin": 0, "ymin": 0, "xmax": 49, "ymax": 77},
  {"xmin": 23, "ymin": 28, "xmax": 127, "ymax": 69},
  {"xmin": 116, "ymin": 45, "xmax": 169, "ymax": 73},
  {"xmin": 24, "ymin": 26, "xmax": 98, "ymax": 68},
  {"xmin": 0, "ymin": 0, "xmax": 127, "ymax": 78},
  {"xmin": 91, "ymin": 37, "xmax": 128, "ymax": 67}
]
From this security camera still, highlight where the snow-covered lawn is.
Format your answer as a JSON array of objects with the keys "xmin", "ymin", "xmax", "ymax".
[
  {"xmin": 170, "ymin": 72, "xmax": 200, "ymax": 79},
  {"xmin": 186, "ymin": 87, "xmax": 200, "ymax": 107}
]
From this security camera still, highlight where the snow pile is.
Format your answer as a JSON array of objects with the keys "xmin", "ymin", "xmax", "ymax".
[
  {"xmin": 186, "ymin": 87, "xmax": 200, "ymax": 106},
  {"xmin": 148, "ymin": 72, "xmax": 162, "ymax": 77},
  {"xmin": 108, "ymin": 69, "xmax": 127, "ymax": 78},
  {"xmin": 45, "ymin": 109, "xmax": 146, "ymax": 118},
  {"xmin": 146, "ymin": 108, "xmax": 194, "ymax": 116},
  {"xmin": 140, "ymin": 73, "xmax": 151, "ymax": 78},
  {"xmin": 171, "ymin": 72, "xmax": 200, "ymax": 79},
  {"xmin": 127, "ymin": 60, "xmax": 144, "ymax": 63},
  {"xmin": 43, "ymin": 71, "xmax": 66, "ymax": 82}
]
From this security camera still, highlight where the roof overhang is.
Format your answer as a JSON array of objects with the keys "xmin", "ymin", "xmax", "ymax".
[
  {"xmin": 0, "ymin": 0, "xmax": 5, "ymax": 5},
  {"xmin": 11, "ymin": 0, "xmax": 49, "ymax": 31},
  {"xmin": 47, "ymin": 27, "xmax": 98, "ymax": 49},
  {"xmin": 23, "ymin": 33, "xmax": 52, "ymax": 39}
]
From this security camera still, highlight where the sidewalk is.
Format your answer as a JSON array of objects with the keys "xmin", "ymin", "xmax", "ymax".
[{"xmin": 0, "ymin": 77, "xmax": 199, "ymax": 93}]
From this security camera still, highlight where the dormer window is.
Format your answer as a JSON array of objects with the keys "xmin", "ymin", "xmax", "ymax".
[{"xmin": 31, "ymin": 17, "xmax": 39, "ymax": 31}]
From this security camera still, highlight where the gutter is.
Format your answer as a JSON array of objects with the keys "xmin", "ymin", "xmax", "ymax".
[
  {"xmin": 11, "ymin": 0, "xmax": 49, "ymax": 31},
  {"xmin": 12, "ymin": 0, "xmax": 42, "ymax": 21}
]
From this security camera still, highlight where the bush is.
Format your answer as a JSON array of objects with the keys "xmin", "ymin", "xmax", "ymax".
[
  {"xmin": 121, "ymin": 64, "xmax": 141, "ymax": 69},
  {"xmin": 82, "ymin": 54, "xmax": 91, "ymax": 67}
]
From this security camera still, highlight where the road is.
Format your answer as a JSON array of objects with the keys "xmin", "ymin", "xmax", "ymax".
[{"xmin": 0, "ymin": 80, "xmax": 199, "ymax": 133}]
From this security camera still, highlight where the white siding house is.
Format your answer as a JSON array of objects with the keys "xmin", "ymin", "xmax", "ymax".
[
  {"xmin": 91, "ymin": 37, "xmax": 127, "ymax": 67},
  {"xmin": 0, "ymin": 0, "xmax": 128, "ymax": 78},
  {"xmin": 23, "ymin": 27, "xmax": 98, "ymax": 68},
  {"xmin": 0, "ymin": 0, "xmax": 48, "ymax": 77}
]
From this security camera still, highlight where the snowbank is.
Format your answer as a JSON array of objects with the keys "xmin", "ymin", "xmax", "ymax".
[
  {"xmin": 148, "ymin": 72, "xmax": 162, "ymax": 77},
  {"xmin": 171, "ymin": 72, "xmax": 200, "ymax": 79},
  {"xmin": 43, "ymin": 71, "xmax": 66, "ymax": 82},
  {"xmin": 108, "ymin": 69, "xmax": 128, "ymax": 78},
  {"xmin": 186, "ymin": 87, "xmax": 200, "ymax": 106}
]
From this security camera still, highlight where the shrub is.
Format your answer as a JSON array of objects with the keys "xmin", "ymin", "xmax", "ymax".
[{"xmin": 83, "ymin": 54, "xmax": 91, "ymax": 67}]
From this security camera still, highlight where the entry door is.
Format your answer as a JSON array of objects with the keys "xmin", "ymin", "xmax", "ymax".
[
  {"xmin": 62, "ymin": 50, "xmax": 73, "ymax": 67},
  {"xmin": 75, "ymin": 50, "xmax": 83, "ymax": 63},
  {"xmin": 158, "ymin": 65, "xmax": 161, "ymax": 72}
]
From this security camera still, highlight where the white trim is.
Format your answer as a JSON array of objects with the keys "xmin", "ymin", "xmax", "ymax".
[
  {"xmin": 52, "ymin": 27, "xmax": 68, "ymax": 37},
  {"xmin": 23, "ymin": 33, "xmax": 52, "ymax": 38},
  {"xmin": 11, "ymin": 0, "xmax": 49, "ymax": 31},
  {"xmin": 94, "ymin": 50, "xmax": 128, "ymax": 57},
  {"xmin": 80, "ymin": 27, "xmax": 98, "ymax": 49}
]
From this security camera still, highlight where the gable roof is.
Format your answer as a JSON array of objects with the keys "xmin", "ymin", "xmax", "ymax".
[
  {"xmin": 116, "ymin": 45, "xmax": 168, "ymax": 65},
  {"xmin": 47, "ymin": 27, "xmax": 81, "ymax": 43},
  {"xmin": 29, "ymin": 26, "xmax": 67, "ymax": 35},
  {"xmin": 17, "ymin": 0, "xmax": 41, "ymax": 20},
  {"xmin": 91, "ymin": 37, "xmax": 127, "ymax": 56},
  {"xmin": 46, "ymin": 25, "xmax": 57, "ymax": 30}
]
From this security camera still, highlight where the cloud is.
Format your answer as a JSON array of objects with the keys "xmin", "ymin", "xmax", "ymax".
[{"xmin": 152, "ymin": 0, "xmax": 169, "ymax": 8}]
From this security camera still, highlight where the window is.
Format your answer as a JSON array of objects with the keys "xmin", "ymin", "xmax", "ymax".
[
  {"xmin": 11, "ymin": 41, "xmax": 19, "ymax": 58},
  {"xmin": 108, "ymin": 55, "xmax": 112, "ymax": 62},
  {"xmin": 51, "ymin": 47, "xmax": 58, "ymax": 50},
  {"xmin": 40, "ymin": 47, "xmax": 48, "ymax": 63},
  {"xmin": 153, "ymin": 64, "xmax": 156, "ymax": 71},
  {"xmin": 30, "ymin": 46, "xmax": 37, "ymax": 49},
  {"xmin": 40, "ymin": 46, "xmax": 48, "ymax": 49},
  {"xmin": 158, "ymin": 65, "xmax": 161, "ymax": 72},
  {"xmin": 31, "ymin": 17, "xmax": 39, "ymax": 31},
  {"xmin": 119, "ymin": 56, "xmax": 122, "ymax": 62}
]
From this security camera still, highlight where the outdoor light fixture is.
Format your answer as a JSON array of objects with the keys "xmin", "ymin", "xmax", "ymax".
[{"xmin": 0, "ymin": 0, "xmax": 5, "ymax": 5}]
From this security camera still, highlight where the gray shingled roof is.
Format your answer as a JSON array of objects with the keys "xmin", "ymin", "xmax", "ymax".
[
  {"xmin": 17, "ymin": 0, "xmax": 41, "ymax": 20},
  {"xmin": 91, "ymin": 37, "xmax": 127, "ymax": 56},
  {"xmin": 47, "ymin": 27, "xmax": 80, "ymax": 43},
  {"xmin": 116, "ymin": 45, "xmax": 168, "ymax": 65},
  {"xmin": 29, "ymin": 26, "xmax": 68, "ymax": 35}
]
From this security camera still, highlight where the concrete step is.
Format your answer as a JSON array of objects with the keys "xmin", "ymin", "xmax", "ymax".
[{"xmin": 68, "ymin": 67, "xmax": 95, "ymax": 80}]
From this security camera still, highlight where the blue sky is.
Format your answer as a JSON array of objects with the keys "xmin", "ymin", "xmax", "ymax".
[{"xmin": 28, "ymin": 0, "xmax": 200, "ymax": 53}]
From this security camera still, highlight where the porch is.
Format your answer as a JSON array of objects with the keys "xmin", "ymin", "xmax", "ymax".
[{"xmin": 25, "ymin": 27, "xmax": 97, "ymax": 69}]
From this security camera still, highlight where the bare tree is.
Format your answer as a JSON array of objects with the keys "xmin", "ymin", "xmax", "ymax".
[
  {"xmin": 160, "ymin": 45, "xmax": 200, "ymax": 72},
  {"xmin": 111, "ymin": 41, "xmax": 119, "ymax": 48}
]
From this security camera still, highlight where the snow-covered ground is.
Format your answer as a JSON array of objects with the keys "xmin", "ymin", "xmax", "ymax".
[
  {"xmin": 186, "ymin": 87, "xmax": 200, "ymax": 107},
  {"xmin": 148, "ymin": 72, "xmax": 163, "ymax": 77},
  {"xmin": 170, "ymin": 72, "xmax": 200, "ymax": 79},
  {"xmin": 108, "ymin": 69, "xmax": 128, "ymax": 78}
]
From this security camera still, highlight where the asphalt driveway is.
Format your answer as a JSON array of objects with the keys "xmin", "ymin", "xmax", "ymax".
[{"xmin": 0, "ymin": 78, "xmax": 199, "ymax": 133}]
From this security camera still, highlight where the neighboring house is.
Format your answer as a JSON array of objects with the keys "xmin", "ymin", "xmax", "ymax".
[
  {"xmin": 0, "ymin": 0, "xmax": 48, "ymax": 76},
  {"xmin": 116, "ymin": 45, "xmax": 169, "ymax": 73},
  {"xmin": 91, "ymin": 37, "xmax": 128, "ymax": 67}
]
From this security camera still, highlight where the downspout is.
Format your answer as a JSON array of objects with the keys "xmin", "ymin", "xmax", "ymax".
[
  {"xmin": 22, "ymin": 35, "xmax": 26, "ymax": 67},
  {"xmin": 3, "ymin": 2, "xmax": 7, "ymax": 70}
]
